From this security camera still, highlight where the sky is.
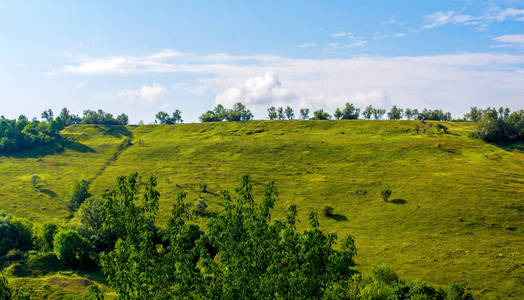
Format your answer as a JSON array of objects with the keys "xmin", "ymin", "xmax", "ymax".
[{"xmin": 1, "ymin": 0, "xmax": 524, "ymax": 123}]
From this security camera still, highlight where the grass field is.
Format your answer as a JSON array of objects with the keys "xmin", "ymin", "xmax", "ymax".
[{"xmin": 1, "ymin": 120, "xmax": 523, "ymax": 299}]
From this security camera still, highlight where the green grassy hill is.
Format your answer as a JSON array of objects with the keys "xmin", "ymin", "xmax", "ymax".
[{"xmin": 1, "ymin": 120, "xmax": 523, "ymax": 298}]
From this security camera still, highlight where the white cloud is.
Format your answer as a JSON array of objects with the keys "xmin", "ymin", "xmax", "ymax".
[
  {"xmin": 495, "ymin": 8, "xmax": 524, "ymax": 21},
  {"xmin": 493, "ymin": 34, "xmax": 524, "ymax": 46},
  {"xmin": 382, "ymin": 18, "xmax": 397, "ymax": 25},
  {"xmin": 75, "ymin": 81, "xmax": 86, "ymax": 88},
  {"xmin": 215, "ymin": 72, "xmax": 297, "ymax": 108},
  {"xmin": 298, "ymin": 42, "xmax": 317, "ymax": 48},
  {"xmin": 422, "ymin": 11, "xmax": 476, "ymax": 29},
  {"xmin": 51, "ymin": 49, "xmax": 524, "ymax": 118},
  {"xmin": 331, "ymin": 31, "xmax": 349, "ymax": 38},
  {"xmin": 118, "ymin": 84, "xmax": 166, "ymax": 104}
]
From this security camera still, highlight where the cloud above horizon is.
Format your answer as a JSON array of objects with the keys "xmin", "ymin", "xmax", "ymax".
[
  {"xmin": 118, "ymin": 84, "xmax": 166, "ymax": 104},
  {"xmin": 48, "ymin": 49, "xmax": 524, "ymax": 117}
]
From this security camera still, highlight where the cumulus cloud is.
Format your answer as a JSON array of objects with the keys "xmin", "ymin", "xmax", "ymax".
[
  {"xmin": 50, "ymin": 49, "xmax": 524, "ymax": 118},
  {"xmin": 118, "ymin": 84, "xmax": 166, "ymax": 104},
  {"xmin": 215, "ymin": 72, "xmax": 297, "ymax": 107}
]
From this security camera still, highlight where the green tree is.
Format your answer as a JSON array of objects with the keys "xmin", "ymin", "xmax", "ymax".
[
  {"xmin": 312, "ymin": 109, "xmax": 331, "ymax": 120},
  {"xmin": 387, "ymin": 106, "xmax": 403, "ymax": 120},
  {"xmin": 41, "ymin": 109, "xmax": 54, "ymax": 122},
  {"xmin": 372, "ymin": 108, "xmax": 386, "ymax": 120},
  {"xmin": 299, "ymin": 108, "xmax": 310, "ymax": 120},
  {"xmin": 0, "ymin": 213, "xmax": 33, "ymax": 255},
  {"xmin": 115, "ymin": 113, "xmax": 128, "ymax": 125},
  {"xmin": 464, "ymin": 106, "xmax": 482, "ymax": 122},
  {"xmin": 363, "ymin": 105, "xmax": 373, "ymax": 120},
  {"xmin": 381, "ymin": 187, "xmax": 392, "ymax": 202},
  {"xmin": 340, "ymin": 103, "xmax": 360, "ymax": 119},
  {"xmin": 334, "ymin": 108, "xmax": 342, "ymax": 120},
  {"xmin": 70, "ymin": 179, "xmax": 90, "ymax": 210},
  {"xmin": 37, "ymin": 222, "xmax": 58, "ymax": 252},
  {"xmin": 285, "ymin": 106, "xmax": 294, "ymax": 120},
  {"xmin": 53, "ymin": 229, "xmax": 93, "ymax": 269},
  {"xmin": 267, "ymin": 106, "xmax": 277, "ymax": 120}
]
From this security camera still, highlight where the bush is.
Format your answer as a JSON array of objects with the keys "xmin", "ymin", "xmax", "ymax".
[
  {"xmin": 0, "ymin": 213, "xmax": 33, "ymax": 256},
  {"xmin": 24, "ymin": 252, "xmax": 65, "ymax": 276},
  {"xmin": 194, "ymin": 198, "xmax": 208, "ymax": 215},
  {"xmin": 37, "ymin": 222, "xmax": 58, "ymax": 252},
  {"xmin": 370, "ymin": 264, "xmax": 399, "ymax": 285},
  {"xmin": 78, "ymin": 197, "xmax": 116, "ymax": 252},
  {"xmin": 70, "ymin": 179, "xmax": 90, "ymax": 209},
  {"xmin": 381, "ymin": 187, "xmax": 392, "ymax": 202},
  {"xmin": 446, "ymin": 282, "xmax": 473, "ymax": 300},
  {"xmin": 322, "ymin": 206, "xmax": 334, "ymax": 217},
  {"xmin": 0, "ymin": 275, "xmax": 11, "ymax": 299},
  {"xmin": 53, "ymin": 229, "xmax": 93, "ymax": 269}
]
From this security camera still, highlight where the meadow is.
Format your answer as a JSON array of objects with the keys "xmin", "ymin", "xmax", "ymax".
[{"xmin": 1, "ymin": 120, "xmax": 523, "ymax": 298}]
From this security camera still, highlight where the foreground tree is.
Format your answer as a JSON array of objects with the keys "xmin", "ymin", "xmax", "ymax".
[{"xmin": 98, "ymin": 173, "xmax": 357, "ymax": 298}]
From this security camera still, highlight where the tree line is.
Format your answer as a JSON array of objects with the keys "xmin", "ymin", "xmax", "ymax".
[
  {"xmin": 0, "ymin": 108, "xmax": 128, "ymax": 153},
  {"xmin": 0, "ymin": 174, "xmax": 472, "ymax": 299}
]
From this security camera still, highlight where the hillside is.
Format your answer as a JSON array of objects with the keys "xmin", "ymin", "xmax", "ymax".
[{"xmin": 1, "ymin": 120, "xmax": 523, "ymax": 298}]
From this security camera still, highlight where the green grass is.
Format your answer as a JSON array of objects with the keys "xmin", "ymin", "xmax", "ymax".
[{"xmin": 1, "ymin": 120, "xmax": 523, "ymax": 299}]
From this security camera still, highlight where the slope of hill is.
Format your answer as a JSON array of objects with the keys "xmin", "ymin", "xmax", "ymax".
[{"xmin": 1, "ymin": 120, "xmax": 523, "ymax": 298}]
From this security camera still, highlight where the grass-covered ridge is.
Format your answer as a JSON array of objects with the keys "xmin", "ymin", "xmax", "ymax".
[{"xmin": 1, "ymin": 120, "xmax": 523, "ymax": 298}]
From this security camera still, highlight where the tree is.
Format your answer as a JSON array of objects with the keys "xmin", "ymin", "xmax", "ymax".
[
  {"xmin": 41, "ymin": 109, "xmax": 54, "ymax": 122},
  {"xmin": 372, "ymin": 108, "xmax": 386, "ymax": 120},
  {"xmin": 78, "ymin": 197, "xmax": 117, "ymax": 252},
  {"xmin": 0, "ymin": 275, "xmax": 11, "ymax": 300},
  {"xmin": 341, "ymin": 103, "xmax": 360, "ymax": 119},
  {"xmin": 172, "ymin": 109, "xmax": 183, "ymax": 123},
  {"xmin": 285, "ymin": 106, "xmax": 294, "ymax": 120},
  {"xmin": 224, "ymin": 103, "xmax": 253, "ymax": 121},
  {"xmin": 464, "ymin": 107, "xmax": 482, "ymax": 122},
  {"xmin": 277, "ymin": 107, "xmax": 285, "ymax": 120},
  {"xmin": 334, "ymin": 108, "xmax": 342, "ymax": 120},
  {"xmin": 363, "ymin": 105, "xmax": 373, "ymax": 120},
  {"xmin": 70, "ymin": 179, "xmax": 90, "ymax": 210},
  {"xmin": 59, "ymin": 108, "xmax": 81, "ymax": 126},
  {"xmin": 473, "ymin": 107, "xmax": 524, "ymax": 143},
  {"xmin": 156, "ymin": 111, "xmax": 174, "ymax": 124},
  {"xmin": 312, "ymin": 109, "xmax": 331, "ymax": 120},
  {"xmin": 267, "ymin": 106, "xmax": 277, "ymax": 120},
  {"xmin": 299, "ymin": 108, "xmax": 310, "ymax": 120},
  {"xmin": 53, "ymin": 229, "xmax": 93, "ymax": 268},
  {"xmin": 98, "ymin": 173, "xmax": 358, "ymax": 298},
  {"xmin": 116, "ymin": 113, "xmax": 128, "ymax": 125},
  {"xmin": 387, "ymin": 106, "xmax": 403, "ymax": 120},
  {"xmin": 0, "ymin": 213, "xmax": 33, "ymax": 256},
  {"xmin": 404, "ymin": 108, "xmax": 414, "ymax": 120},
  {"xmin": 37, "ymin": 222, "xmax": 58, "ymax": 252}
]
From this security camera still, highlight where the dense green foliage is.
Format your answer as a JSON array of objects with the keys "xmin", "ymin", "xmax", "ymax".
[
  {"xmin": 155, "ymin": 110, "xmax": 183, "ymax": 124},
  {"xmin": 53, "ymin": 229, "xmax": 93, "ymax": 269},
  {"xmin": 69, "ymin": 179, "xmax": 90, "ymax": 210},
  {"xmin": 0, "ymin": 115, "xmax": 62, "ymax": 153},
  {"xmin": 0, "ymin": 213, "xmax": 32, "ymax": 256},
  {"xmin": 312, "ymin": 109, "xmax": 332, "ymax": 120},
  {"xmin": 0, "ymin": 275, "xmax": 11, "ymax": 299},
  {"xmin": 36, "ymin": 222, "xmax": 58, "ymax": 252},
  {"xmin": 473, "ymin": 107, "xmax": 524, "ymax": 144},
  {"xmin": 200, "ymin": 103, "xmax": 253, "ymax": 122}
]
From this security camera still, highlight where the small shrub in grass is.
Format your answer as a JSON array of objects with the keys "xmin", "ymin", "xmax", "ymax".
[
  {"xmin": 30, "ymin": 175, "xmax": 41, "ymax": 188},
  {"xmin": 322, "ymin": 206, "xmax": 334, "ymax": 217},
  {"xmin": 446, "ymin": 282, "xmax": 473, "ymax": 300},
  {"xmin": 194, "ymin": 198, "xmax": 208, "ymax": 215},
  {"xmin": 370, "ymin": 264, "xmax": 399, "ymax": 285},
  {"xmin": 199, "ymin": 183, "xmax": 208, "ymax": 193},
  {"xmin": 70, "ymin": 179, "xmax": 90, "ymax": 210},
  {"xmin": 381, "ymin": 187, "xmax": 392, "ymax": 202}
]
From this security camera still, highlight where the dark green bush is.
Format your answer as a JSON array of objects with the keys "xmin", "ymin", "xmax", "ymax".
[
  {"xmin": 322, "ymin": 205, "xmax": 334, "ymax": 217},
  {"xmin": 0, "ymin": 275, "xmax": 11, "ymax": 299},
  {"xmin": 0, "ymin": 213, "xmax": 33, "ymax": 256},
  {"xmin": 53, "ymin": 229, "xmax": 93, "ymax": 269},
  {"xmin": 381, "ymin": 187, "xmax": 392, "ymax": 202},
  {"xmin": 37, "ymin": 222, "xmax": 58, "ymax": 252},
  {"xmin": 371, "ymin": 264, "xmax": 399, "ymax": 285},
  {"xmin": 70, "ymin": 179, "xmax": 90, "ymax": 210}
]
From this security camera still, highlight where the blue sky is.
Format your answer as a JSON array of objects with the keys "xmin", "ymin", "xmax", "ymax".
[{"xmin": 1, "ymin": 0, "xmax": 524, "ymax": 123}]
